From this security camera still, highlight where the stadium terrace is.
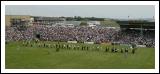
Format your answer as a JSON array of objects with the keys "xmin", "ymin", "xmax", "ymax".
[{"xmin": 5, "ymin": 15, "xmax": 155, "ymax": 48}]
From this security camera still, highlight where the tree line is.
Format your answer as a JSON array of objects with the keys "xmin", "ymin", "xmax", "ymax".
[{"xmin": 60, "ymin": 16, "xmax": 105, "ymax": 21}]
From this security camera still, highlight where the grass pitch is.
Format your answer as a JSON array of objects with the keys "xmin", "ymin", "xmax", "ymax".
[{"xmin": 5, "ymin": 41, "xmax": 155, "ymax": 69}]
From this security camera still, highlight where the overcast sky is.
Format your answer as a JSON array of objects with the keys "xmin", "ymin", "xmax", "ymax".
[{"xmin": 5, "ymin": 5, "xmax": 154, "ymax": 19}]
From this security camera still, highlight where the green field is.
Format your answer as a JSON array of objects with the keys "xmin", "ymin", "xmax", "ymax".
[{"xmin": 5, "ymin": 41, "xmax": 155, "ymax": 69}]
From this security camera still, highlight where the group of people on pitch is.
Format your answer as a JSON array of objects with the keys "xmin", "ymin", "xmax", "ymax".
[
  {"xmin": 22, "ymin": 41, "xmax": 137, "ymax": 54},
  {"xmin": 105, "ymin": 46, "xmax": 136, "ymax": 54}
]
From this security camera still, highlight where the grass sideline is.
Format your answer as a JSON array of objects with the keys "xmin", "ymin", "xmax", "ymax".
[{"xmin": 5, "ymin": 41, "xmax": 155, "ymax": 69}]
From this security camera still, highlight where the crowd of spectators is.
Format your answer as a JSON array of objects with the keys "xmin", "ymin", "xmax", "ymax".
[
  {"xmin": 115, "ymin": 29, "xmax": 155, "ymax": 47},
  {"xmin": 5, "ymin": 25, "xmax": 155, "ymax": 47}
]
